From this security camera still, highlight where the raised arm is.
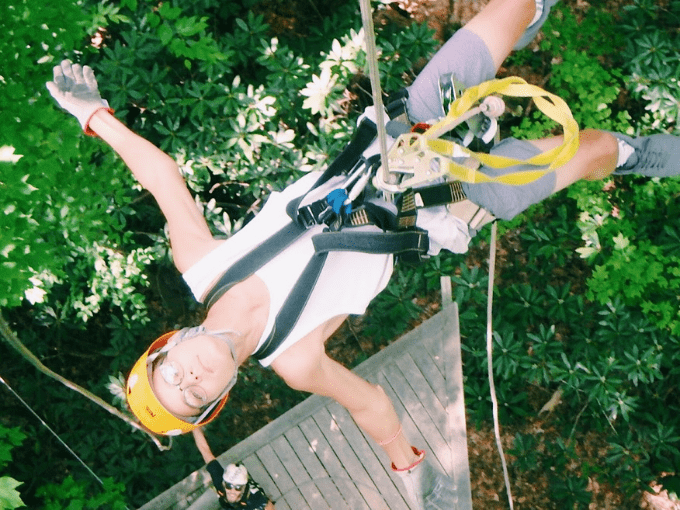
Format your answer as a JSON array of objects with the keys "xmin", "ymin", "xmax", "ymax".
[
  {"xmin": 46, "ymin": 60, "xmax": 219, "ymax": 272},
  {"xmin": 192, "ymin": 428, "xmax": 227, "ymax": 497}
]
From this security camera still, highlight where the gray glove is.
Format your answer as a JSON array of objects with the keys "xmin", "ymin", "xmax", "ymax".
[
  {"xmin": 395, "ymin": 454, "xmax": 458, "ymax": 510},
  {"xmin": 46, "ymin": 60, "xmax": 110, "ymax": 132}
]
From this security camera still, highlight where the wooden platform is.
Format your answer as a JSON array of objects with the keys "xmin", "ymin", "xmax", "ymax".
[{"xmin": 139, "ymin": 302, "xmax": 472, "ymax": 510}]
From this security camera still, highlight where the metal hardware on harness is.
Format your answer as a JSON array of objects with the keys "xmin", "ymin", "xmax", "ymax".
[
  {"xmin": 374, "ymin": 76, "xmax": 580, "ymax": 195},
  {"xmin": 374, "ymin": 130, "xmax": 482, "ymax": 193},
  {"xmin": 373, "ymin": 94, "xmax": 498, "ymax": 193},
  {"xmin": 296, "ymin": 155, "xmax": 380, "ymax": 231},
  {"xmin": 439, "ymin": 72, "xmax": 466, "ymax": 117}
]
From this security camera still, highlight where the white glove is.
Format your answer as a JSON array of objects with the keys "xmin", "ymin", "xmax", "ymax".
[{"xmin": 46, "ymin": 60, "xmax": 110, "ymax": 133}]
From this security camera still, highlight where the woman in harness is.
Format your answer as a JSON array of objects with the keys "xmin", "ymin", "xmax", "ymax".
[{"xmin": 46, "ymin": 0, "xmax": 680, "ymax": 507}]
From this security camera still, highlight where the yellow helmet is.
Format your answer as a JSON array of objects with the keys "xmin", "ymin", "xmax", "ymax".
[{"xmin": 126, "ymin": 330, "xmax": 229, "ymax": 436}]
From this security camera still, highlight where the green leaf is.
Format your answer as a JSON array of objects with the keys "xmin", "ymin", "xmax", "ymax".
[
  {"xmin": 0, "ymin": 477, "xmax": 25, "ymax": 510},
  {"xmin": 158, "ymin": 3, "xmax": 181, "ymax": 20},
  {"xmin": 157, "ymin": 23, "xmax": 173, "ymax": 46},
  {"xmin": 175, "ymin": 16, "xmax": 208, "ymax": 37}
]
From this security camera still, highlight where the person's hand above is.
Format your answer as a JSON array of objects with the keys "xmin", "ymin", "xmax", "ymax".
[{"xmin": 46, "ymin": 59, "xmax": 111, "ymax": 134}]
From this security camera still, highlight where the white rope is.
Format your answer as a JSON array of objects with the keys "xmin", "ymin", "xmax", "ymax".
[
  {"xmin": 357, "ymin": 0, "xmax": 391, "ymax": 178},
  {"xmin": 486, "ymin": 221, "xmax": 514, "ymax": 510},
  {"xmin": 1, "ymin": 375, "xmax": 120, "ymax": 489}
]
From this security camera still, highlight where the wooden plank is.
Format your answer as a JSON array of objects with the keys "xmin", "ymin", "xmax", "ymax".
[
  {"xmin": 442, "ymin": 301, "xmax": 473, "ymax": 509},
  {"xmin": 418, "ymin": 320, "xmax": 448, "ymax": 376},
  {"xmin": 283, "ymin": 427, "xmax": 347, "ymax": 510},
  {"xmin": 395, "ymin": 354, "xmax": 448, "ymax": 434},
  {"xmin": 408, "ymin": 336, "xmax": 448, "ymax": 409},
  {"xmin": 441, "ymin": 275, "xmax": 453, "ymax": 305},
  {"xmin": 215, "ymin": 393, "xmax": 331, "ymax": 465},
  {"xmin": 269, "ymin": 434, "xmax": 331, "ymax": 510},
  {"xmin": 325, "ymin": 402, "xmax": 411, "ymax": 510},
  {"xmin": 185, "ymin": 489, "xmax": 220, "ymax": 510},
  {"xmin": 256, "ymin": 443, "xmax": 308, "ymax": 509},
  {"xmin": 298, "ymin": 416, "xmax": 368, "ymax": 509},
  {"xmin": 312, "ymin": 407, "xmax": 378, "ymax": 509},
  {"xmin": 242, "ymin": 454, "xmax": 281, "ymax": 500},
  {"xmin": 393, "ymin": 355, "xmax": 450, "ymax": 474}
]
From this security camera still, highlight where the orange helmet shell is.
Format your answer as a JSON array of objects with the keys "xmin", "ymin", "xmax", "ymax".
[{"xmin": 126, "ymin": 331, "xmax": 228, "ymax": 436}]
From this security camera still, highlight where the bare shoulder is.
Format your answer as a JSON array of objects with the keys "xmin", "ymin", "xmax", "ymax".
[{"xmin": 172, "ymin": 235, "xmax": 225, "ymax": 274}]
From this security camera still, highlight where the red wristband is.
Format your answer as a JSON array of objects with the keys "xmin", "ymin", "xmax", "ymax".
[
  {"xmin": 83, "ymin": 107, "xmax": 114, "ymax": 137},
  {"xmin": 391, "ymin": 446, "xmax": 425, "ymax": 472}
]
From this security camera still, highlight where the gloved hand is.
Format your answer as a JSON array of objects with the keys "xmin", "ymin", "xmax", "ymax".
[
  {"xmin": 46, "ymin": 59, "xmax": 111, "ymax": 134},
  {"xmin": 206, "ymin": 459, "xmax": 226, "ymax": 497}
]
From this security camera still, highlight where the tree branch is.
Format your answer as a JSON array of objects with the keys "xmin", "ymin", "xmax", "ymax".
[{"xmin": 0, "ymin": 310, "xmax": 171, "ymax": 451}]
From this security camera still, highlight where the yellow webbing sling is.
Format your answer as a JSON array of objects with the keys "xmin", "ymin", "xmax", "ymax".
[{"xmin": 376, "ymin": 76, "xmax": 580, "ymax": 192}]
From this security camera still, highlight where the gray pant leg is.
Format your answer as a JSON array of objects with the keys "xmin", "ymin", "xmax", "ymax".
[
  {"xmin": 462, "ymin": 138, "xmax": 556, "ymax": 220},
  {"xmin": 406, "ymin": 29, "xmax": 496, "ymax": 124}
]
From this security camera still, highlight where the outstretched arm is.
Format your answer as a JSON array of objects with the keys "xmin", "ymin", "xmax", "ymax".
[
  {"xmin": 87, "ymin": 110, "xmax": 217, "ymax": 272},
  {"xmin": 192, "ymin": 428, "xmax": 227, "ymax": 497},
  {"xmin": 47, "ymin": 60, "xmax": 219, "ymax": 272},
  {"xmin": 192, "ymin": 427, "xmax": 217, "ymax": 464}
]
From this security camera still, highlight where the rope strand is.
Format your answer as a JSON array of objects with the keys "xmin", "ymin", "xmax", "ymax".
[
  {"xmin": 0, "ymin": 375, "xmax": 105, "ymax": 486},
  {"xmin": 487, "ymin": 221, "xmax": 514, "ymax": 510},
  {"xmin": 357, "ymin": 0, "xmax": 391, "ymax": 180}
]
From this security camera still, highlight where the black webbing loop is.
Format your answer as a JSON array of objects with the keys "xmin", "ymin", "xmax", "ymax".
[
  {"xmin": 202, "ymin": 222, "xmax": 307, "ymax": 309},
  {"xmin": 409, "ymin": 180, "xmax": 468, "ymax": 209},
  {"xmin": 287, "ymin": 117, "xmax": 378, "ymax": 225},
  {"xmin": 311, "ymin": 229, "xmax": 429, "ymax": 258},
  {"xmin": 252, "ymin": 252, "xmax": 329, "ymax": 360}
]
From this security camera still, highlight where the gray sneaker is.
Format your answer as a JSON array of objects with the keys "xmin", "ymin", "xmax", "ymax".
[
  {"xmin": 514, "ymin": 0, "xmax": 560, "ymax": 50},
  {"xmin": 612, "ymin": 132, "xmax": 680, "ymax": 178},
  {"xmin": 394, "ymin": 451, "xmax": 458, "ymax": 510}
]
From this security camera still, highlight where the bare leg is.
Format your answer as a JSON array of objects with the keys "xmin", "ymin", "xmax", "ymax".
[
  {"xmin": 462, "ymin": 129, "xmax": 620, "ymax": 220},
  {"xmin": 464, "ymin": 0, "xmax": 537, "ymax": 71},
  {"xmin": 272, "ymin": 321, "xmax": 420, "ymax": 469},
  {"xmin": 529, "ymin": 129, "xmax": 619, "ymax": 191}
]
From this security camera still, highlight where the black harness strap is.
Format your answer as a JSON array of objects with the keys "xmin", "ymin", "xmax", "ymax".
[
  {"xmin": 287, "ymin": 118, "xmax": 378, "ymax": 226},
  {"xmin": 203, "ymin": 221, "xmax": 308, "ymax": 309},
  {"xmin": 252, "ymin": 252, "xmax": 328, "ymax": 360},
  {"xmin": 203, "ymin": 117, "xmax": 379, "ymax": 310},
  {"xmin": 312, "ymin": 229, "xmax": 429, "ymax": 257}
]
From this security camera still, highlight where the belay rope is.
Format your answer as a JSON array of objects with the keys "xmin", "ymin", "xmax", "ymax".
[{"xmin": 487, "ymin": 222, "xmax": 514, "ymax": 510}]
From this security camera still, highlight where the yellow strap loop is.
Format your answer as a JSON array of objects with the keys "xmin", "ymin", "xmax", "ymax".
[{"xmin": 423, "ymin": 76, "xmax": 580, "ymax": 185}]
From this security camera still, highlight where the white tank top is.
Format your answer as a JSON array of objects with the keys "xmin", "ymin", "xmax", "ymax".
[{"xmin": 182, "ymin": 172, "xmax": 394, "ymax": 366}]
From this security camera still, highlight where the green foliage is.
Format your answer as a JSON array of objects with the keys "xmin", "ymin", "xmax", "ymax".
[
  {"xmin": 0, "ymin": 426, "xmax": 26, "ymax": 510},
  {"xmin": 620, "ymin": 0, "xmax": 680, "ymax": 132},
  {"xmin": 0, "ymin": 477, "xmax": 24, "ymax": 510},
  {"xmin": 36, "ymin": 476, "xmax": 127, "ymax": 510}
]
